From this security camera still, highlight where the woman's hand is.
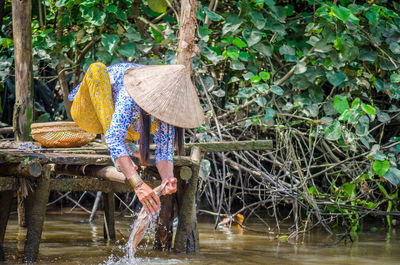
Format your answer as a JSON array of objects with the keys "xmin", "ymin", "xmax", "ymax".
[
  {"xmin": 134, "ymin": 182, "xmax": 161, "ymax": 215},
  {"xmin": 161, "ymin": 177, "xmax": 177, "ymax": 195}
]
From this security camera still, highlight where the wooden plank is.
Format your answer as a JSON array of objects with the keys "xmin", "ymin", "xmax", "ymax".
[
  {"xmin": 49, "ymin": 178, "xmax": 161, "ymax": 193},
  {"xmin": 23, "ymin": 164, "xmax": 51, "ymax": 263},
  {"xmin": 0, "ymin": 150, "xmax": 195, "ymax": 167}
]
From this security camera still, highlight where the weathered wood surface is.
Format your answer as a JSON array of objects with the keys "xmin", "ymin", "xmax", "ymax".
[
  {"xmin": 12, "ymin": 0, "xmax": 33, "ymax": 141},
  {"xmin": 0, "ymin": 190, "xmax": 13, "ymax": 261},
  {"xmin": 54, "ymin": 164, "xmax": 126, "ymax": 183},
  {"xmin": 23, "ymin": 165, "xmax": 51, "ymax": 263},
  {"xmin": 0, "ymin": 161, "xmax": 42, "ymax": 178},
  {"xmin": 175, "ymin": 164, "xmax": 200, "ymax": 253},
  {"xmin": 50, "ymin": 178, "xmax": 134, "ymax": 193},
  {"xmin": 0, "ymin": 177, "xmax": 17, "ymax": 191},
  {"xmin": 0, "ymin": 150, "xmax": 196, "ymax": 167}
]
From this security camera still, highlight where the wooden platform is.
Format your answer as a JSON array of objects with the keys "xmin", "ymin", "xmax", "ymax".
[{"xmin": 0, "ymin": 140, "xmax": 272, "ymax": 262}]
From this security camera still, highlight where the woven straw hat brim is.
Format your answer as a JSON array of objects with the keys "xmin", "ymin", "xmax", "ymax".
[{"xmin": 123, "ymin": 65, "xmax": 205, "ymax": 129}]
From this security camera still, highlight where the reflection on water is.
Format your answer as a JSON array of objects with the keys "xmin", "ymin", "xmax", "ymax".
[{"xmin": 3, "ymin": 213, "xmax": 400, "ymax": 264}]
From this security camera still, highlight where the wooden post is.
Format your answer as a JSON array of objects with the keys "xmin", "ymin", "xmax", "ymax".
[
  {"xmin": 175, "ymin": 164, "xmax": 200, "ymax": 253},
  {"xmin": 103, "ymin": 192, "xmax": 116, "ymax": 240},
  {"xmin": 0, "ymin": 190, "xmax": 13, "ymax": 261},
  {"xmin": 23, "ymin": 164, "xmax": 51, "ymax": 263},
  {"xmin": 174, "ymin": 147, "xmax": 201, "ymax": 253},
  {"xmin": 12, "ymin": 0, "xmax": 33, "ymax": 141}
]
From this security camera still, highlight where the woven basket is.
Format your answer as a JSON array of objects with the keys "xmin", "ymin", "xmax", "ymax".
[{"xmin": 31, "ymin": 122, "xmax": 96, "ymax": 148}]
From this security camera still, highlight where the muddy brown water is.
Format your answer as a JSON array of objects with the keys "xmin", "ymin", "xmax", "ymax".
[{"xmin": 3, "ymin": 213, "xmax": 400, "ymax": 264}]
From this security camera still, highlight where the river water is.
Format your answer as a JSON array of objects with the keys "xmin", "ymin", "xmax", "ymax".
[{"xmin": 3, "ymin": 212, "xmax": 400, "ymax": 264}]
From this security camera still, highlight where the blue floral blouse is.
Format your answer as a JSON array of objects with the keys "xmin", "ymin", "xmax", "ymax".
[{"xmin": 69, "ymin": 63, "xmax": 175, "ymax": 164}]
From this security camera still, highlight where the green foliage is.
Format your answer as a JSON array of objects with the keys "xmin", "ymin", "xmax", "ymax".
[{"xmin": 2, "ymin": 0, "xmax": 400, "ymax": 230}]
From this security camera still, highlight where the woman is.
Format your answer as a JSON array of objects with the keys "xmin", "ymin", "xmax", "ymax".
[{"xmin": 69, "ymin": 62, "xmax": 204, "ymax": 215}]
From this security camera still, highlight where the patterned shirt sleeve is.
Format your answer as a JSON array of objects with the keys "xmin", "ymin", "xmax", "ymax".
[
  {"xmin": 153, "ymin": 120, "xmax": 175, "ymax": 164},
  {"xmin": 68, "ymin": 82, "xmax": 81, "ymax": 101},
  {"xmin": 105, "ymin": 88, "xmax": 135, "ymax": 159}
]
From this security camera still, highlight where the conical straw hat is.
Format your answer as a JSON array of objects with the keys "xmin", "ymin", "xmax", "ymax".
[{"xmin": 123, "ymin": 65, "xmax": 205, "ymax": 128}]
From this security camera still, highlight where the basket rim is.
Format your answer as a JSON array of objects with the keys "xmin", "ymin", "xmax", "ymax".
[{"xmin": 31, "ymin": 121, "xmax": 80, "ymax": 129}]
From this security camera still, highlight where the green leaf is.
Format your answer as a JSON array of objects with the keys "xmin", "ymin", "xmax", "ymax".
[
  {"xmin": 343, "ymin": 182, "xmax": 356, "ymax": 199},
  {"xmin": 117, "ymin": 43, "xmax": 136, "ymax": 58},
  {"xmin": 230, "ymin": 61, "xmax": 245, "ymax": 70},
  {"xmin": 250, "ymin": 12, "xmax": 266, "ymax": 30},
  {"xmin": 270, "ymin": 85, "xmax": 283, "ymax": 96},
  {"xmin": 333, "ymin": 95, "xmax": 349, "ymax": 114},
  {"xmin": 212, "ymin": 89, "xmax": 225, "ymax": 97},
  {"xmin": 232, "ymin": 37, "xmax": 248, "ymax": 48},
  {"xmin": 351, "ymin": 97, "xmax": 360, "ymax": 109},
  {"xmin": 361, "ymin": 103, "xmax": 376, "ymax": 116},
  {"xmin": 254, "ymin": 96, "xmax": 266, "ymax": 107},
  {"xmin": 101, "ymin": 34, "xmax": 120, "ymax": 54},
  {"xmin": 294, "ymin": 61, "xmax": 307, "ymax": 74},
  {"xmin": 264, "ymin": 107, "xmax": 276, "ymax": 123},
  {"xmin": 324, "ymin": 121, "xmax": 342, "ymax": 141},
  {"xmin": 326, "ymin": 71, "xmax": 346, "ymax": 87},
  {"xmin": 391, "ymin": 73, "xmax": 400, "ymax": 84},
  {"xmin": 389, "ymin": 43, "xmax": 400, "ymax": 55},
  {"xmin": 222, "ymin": 15, "xmax": 242, "ymax": 35},
  {"xmin": 383, "ymin": 168, "xmax": 400, "ymax": 186},
  {"xmin": 259, "ymin": 71, "xmax": 270, "ymax": 81},
  {"xmin": 124, "ymin": 27, "xmax": 142, "ymax": 42},
  {"xmin": 148, "ymin": 0, "xmax": 167, "ymax": 13},
  {"xmin": 243, "ymin": 29, "xmax": 263, "ymax": 47},
  {"xmin": 250, "ymin": 75, "xmax": 261, "ymax": 83},
  {"xmin": 105, "ymin": 5, "xmax": 118, "ymax": 13},
  {"xmin": 279, "ymin": 45, "xmax": 295, "ymax": 56},
  {"xmin": 331, "ymin": 5, "xmax": 351, "ymax": 23},
  {"xmin": 55, "ymin": 0, "xmax": 74, "ymax": 7},
  {"xmin": 204, "ymin": 7, "xmax": 223, "ymax": 21},
  {"xmin": 80, "ymin": 7, "xmax": 106, "ymax": 26},
  {"xmin": 366, "ymin": 11, "xmax": 379, "ymax": 25},
  {"xmin": 373, "ymin": 160, "xmax": 390, "ymax": 177},
  {"xmin": 253, "ymin": 42, "xmax": 272, "ymax": 57},
  {"xmin": 239, "ymin": 52, "xmax": 250, "ymax": 62},
  {"xmin": 226, "ymin": 49, "xmax": 239, "ymax": 60}
]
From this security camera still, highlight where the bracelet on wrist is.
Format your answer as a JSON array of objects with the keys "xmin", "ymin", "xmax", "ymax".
[{"xmin": 127, "ymin": 173, "xmax": 144, "ymax": 189}]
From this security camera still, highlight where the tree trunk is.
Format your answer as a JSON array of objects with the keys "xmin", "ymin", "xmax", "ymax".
[
  {"xmin": 176, "ymin": 0, "xmax": 198, "ymax": 73},
  {"xmin": 12, "ymin": 0, "xmax": 33, "ymax": 141},
  {"xmin": 174, "ymin": 0, "xmax": 200, "ymax": 253}
]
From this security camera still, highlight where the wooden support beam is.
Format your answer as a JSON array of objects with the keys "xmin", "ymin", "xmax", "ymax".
[
  {"xmin": 0, "ymin": 190, "xmax": 13, "ymax": 261},
  {"xmin": 23, "ymin": 164, "xmax": 51, "ymax": 263},
  {"xmin": 12, "ymin": 0, "xmax": 33, "ymax": 141},
  {"xmin": 103, "ymin": 193, "xmax": 115, "ymax": 240},
  {"xmin": 0, "ymin": 161, "xmax": 42, "ymax": 178},
  {"xmin": 175, "ymin": 165, "xmax": 200, "ymax": 253},
  {"xmin": 54, "ymin": 164, "xmax": 126, "ymax": 183}
]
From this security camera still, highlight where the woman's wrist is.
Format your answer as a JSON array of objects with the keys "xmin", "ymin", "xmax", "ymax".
[{"xmin": 127, "ymin": 172, "xmax": 144, "ymax": 189}]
